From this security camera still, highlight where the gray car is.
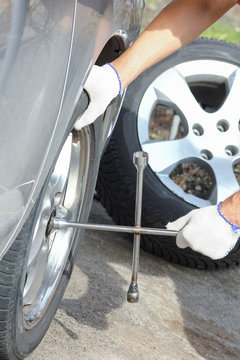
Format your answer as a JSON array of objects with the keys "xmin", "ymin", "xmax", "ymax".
[{"xmin": 0, "ymin": 1, "xmax": 144, "ymax": 358}]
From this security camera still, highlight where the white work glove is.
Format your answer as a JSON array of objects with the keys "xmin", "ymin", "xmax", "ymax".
[
  {"xmin": 74, "ymin": 64, "xmax": 121, "ymax": 130},
  {"xmin": 166, "ymin": 204, "xmax": 240, "ymax": 260}
]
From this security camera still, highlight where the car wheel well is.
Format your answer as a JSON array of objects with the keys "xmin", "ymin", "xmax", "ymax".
[{"xmin": 96, "ymin": 35, "xmax": 126, "ymax": 66}]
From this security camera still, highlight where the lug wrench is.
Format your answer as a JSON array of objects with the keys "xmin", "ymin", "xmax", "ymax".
[
  {"xmin": 127, "ymin": 151, "xmax": 147, "ymax": 303},
  {"xmin": 51, "ymin": 151, "xmax": 178, "ymax": 302}
]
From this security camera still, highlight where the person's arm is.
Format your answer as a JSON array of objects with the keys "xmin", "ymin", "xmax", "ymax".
[
  {"xmin": 167, "ymin": 191, "xmax": 240, "ymax": 260},
  {"xmin": 112, "ymin": 0, "xmax": 237, "ymax": 89},
  {"xmin": 75, "ymin": 0, "xmax": 237, "ymax": 130}
]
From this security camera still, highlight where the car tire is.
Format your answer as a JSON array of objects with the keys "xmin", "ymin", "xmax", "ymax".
[
  {"xmin": 0, "ymin": 112, "xmax": 100, "ymax": 359},
  {"xmin": 97, "ymin": 38, "xmax": 240, "ymax": 270}
]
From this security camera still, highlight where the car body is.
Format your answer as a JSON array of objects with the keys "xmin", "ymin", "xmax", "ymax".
[
  {"xmin": 0, "ymin": 0, "xmax": 144, "ymax": 259},
  {"xmin": 0, "ymin": 2, "xmax": 145, "ymax": 358}
]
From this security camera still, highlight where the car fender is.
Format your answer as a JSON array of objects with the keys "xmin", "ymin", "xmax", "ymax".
[{"xmin": 0, "ymin": 0, "xmax": 144, "ymax": 259}]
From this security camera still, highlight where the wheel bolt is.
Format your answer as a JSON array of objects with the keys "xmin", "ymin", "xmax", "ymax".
[
  {"xmin": 225, "ymin": 145, "xmax": 238, "ymax": 157},
  {"xmin": 53, "ymin": 192, "xmax": 63, "ymax": 207},
  {"xmin": 56, "ymin": 205, "xmax": 68, "ymax": 218},
  {"xmin": 200, "ymin": 149, "xmax": 213, "ymax": 160},
  {"xmin": 192, "ymin": 124, "xmax": 204, "ymax": 136},
  {"xmin": 217, "ymin": 120, "xmax": 229, "ymax": 133}
]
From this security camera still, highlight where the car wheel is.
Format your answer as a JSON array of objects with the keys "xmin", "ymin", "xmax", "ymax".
[
  {"xmin": 97, "ymin": 38, "xmax": 240, "ymax": 269},
  {"xmin": 0, "ymin": 121, "xmax": 99, "ymax": 359}
]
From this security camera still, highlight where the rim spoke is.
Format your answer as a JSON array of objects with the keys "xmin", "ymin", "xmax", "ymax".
[
  {"xmin": 142, "ymin": 138, "xmax": 196, "ymax": 174},
  {"xmin": 138, "ymin": 85, "xmax": 158, "ymax": 143},
  {"xmin": 24, "ymin": 243, "xmax": 49, "ymax": 305},
  {"xmin": 152, "ymin": 67, "xmax": 205, "ymax": 123},
  {"xmin": 210, "ymin": 160, "xmax": 239, "ymax": 203},
  {"xmin": 48, "ymin": 134, "xmax": 72, "ymax": 198},
  {"xmin": 220, "ymin": 68, "xmax": 240, "ymax": 118}
]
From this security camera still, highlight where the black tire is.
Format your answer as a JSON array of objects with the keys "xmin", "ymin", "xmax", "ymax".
[
  {"xmin": 0, "ymin": 116, "xmax": 101, "ymax": 359},
  {"xmin": 97, "ymin": 38, "xmax": 240, "ymax": 270}
]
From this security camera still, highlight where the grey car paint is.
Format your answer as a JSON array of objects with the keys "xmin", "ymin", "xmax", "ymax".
[{"xmin": 0, "ymin": 0, "xmax": 144, "ymax": 259}]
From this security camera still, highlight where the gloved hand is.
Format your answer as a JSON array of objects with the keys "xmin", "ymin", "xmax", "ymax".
[
  {"xmin": 166, "ymin": 204, "xmax": 240, "ymax": 260},
  {"xmin": 74, "ymin": 64, "xmax": 121, "ymax": 130}
]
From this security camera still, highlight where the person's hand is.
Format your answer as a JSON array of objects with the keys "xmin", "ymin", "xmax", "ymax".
[
  {"xmin": 74, "ymin": 64, "xmax": 121, "ymax": 130},
  {"xmin": 166, "ymin": 204, "xmax": 240, "ymax": 260}
]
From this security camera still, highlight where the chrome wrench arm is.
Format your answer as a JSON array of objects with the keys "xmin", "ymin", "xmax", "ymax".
[{"xmin": 52, "ymin": 218, "xmax": 177, "ymax": 237}]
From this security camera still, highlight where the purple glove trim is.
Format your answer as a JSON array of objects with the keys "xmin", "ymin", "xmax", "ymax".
[
  {"xmin": 106, "ymin": 63, "xmax": 122, "ymax": 95},
  {"xmin": 217, "ymin": 201, "xmax": 240, "ymax": 234}
]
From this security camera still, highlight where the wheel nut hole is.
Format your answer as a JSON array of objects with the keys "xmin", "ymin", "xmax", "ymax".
[
  {"xmin": 217, "ymin": 120, "xmax": 229, "ymax": 132},
  {"xmin": 225, "ymin": 145, "xmax": 238, "ymax": 157},
  {"xmin": 192, "ymin": 124, "xmax": 204, "ymax": 136},
  {"xmin": 200, "ymin": 149, "xmax": 213, "ymax": 160}
]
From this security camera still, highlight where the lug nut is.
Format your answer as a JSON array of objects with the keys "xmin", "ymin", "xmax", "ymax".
[{"xmin": 53, "ymin": 192, "xmax": 63, "ymax": 207}]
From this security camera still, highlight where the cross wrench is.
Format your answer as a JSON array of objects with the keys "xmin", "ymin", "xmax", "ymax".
[
  {"xmin": 51, "ymin": 151, "xmax": 178, "ymax": 302},
  {"xmin": 127, "ymin": 151, "xmax": 148, "ymax": 303}
]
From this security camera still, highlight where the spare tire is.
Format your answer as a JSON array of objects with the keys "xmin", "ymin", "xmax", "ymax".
[{"xmin": 97, "ymin": 38, "xmax": 240, "ymax": 270}]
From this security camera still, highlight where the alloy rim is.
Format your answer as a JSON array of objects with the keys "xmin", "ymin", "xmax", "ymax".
[
  {"xmin": 23, "ymin": 129, "xmax": 90, "ymax": 329},
  {"xmin": 137, "ymin": 59, "xmax": 240, "ymax": 207}
]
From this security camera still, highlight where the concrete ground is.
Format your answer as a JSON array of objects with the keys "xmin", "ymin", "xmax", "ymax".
[{"xmin": 28, "ymin": 200, "xmax": 240, "ymax": 360}]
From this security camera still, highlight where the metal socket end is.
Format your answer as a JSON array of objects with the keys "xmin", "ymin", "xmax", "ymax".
[
  {"xmin": 133, "ymin": 151, "xmax": 148, "ymax": 171},
  {"xmin": 127, "ymin": 282, "xmax": 139, "ymax": 303}
]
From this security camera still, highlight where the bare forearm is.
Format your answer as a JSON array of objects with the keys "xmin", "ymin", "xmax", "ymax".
[
  {"xmin": 221, "ymin": 190, "xmax": 240, "ymax": 226},
  {"xmin": 112, "ymin": 0, "xmax": 237, "ymax": 89}
]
